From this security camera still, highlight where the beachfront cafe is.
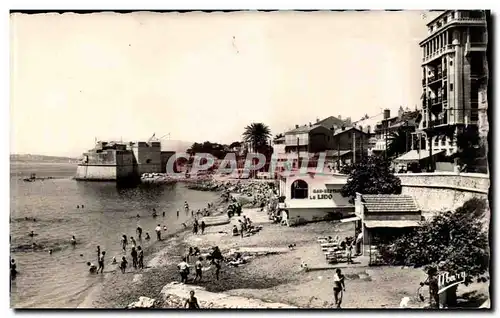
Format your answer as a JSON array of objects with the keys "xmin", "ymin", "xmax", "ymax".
[
  {"xmin": 354, "ymin": 193, "xmax": 422, "ymax": 258},
  {"xmin": 277, "ymin": 170, "xmax": 355, "ymax": 226}
]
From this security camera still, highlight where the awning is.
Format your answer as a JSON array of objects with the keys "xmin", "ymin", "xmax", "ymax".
[
  {"xmin": 364, "ymin": 220, "xmax": 420, "ymax": 228},
  {"xmin": 340, "ymin": 216, "xmax": 361, "ymax": 223},
  {"xmin": 394, "ymin": 150, "xmax": 445, "ymax": 163}
]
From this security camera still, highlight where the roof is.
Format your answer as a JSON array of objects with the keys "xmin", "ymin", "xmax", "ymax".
[
  {"xmin": 317, "ymin": 116, "xmax": 345, "ymax": 127},
  {"xmin": 394, "ymin": 150, "xmax": 445, "ymax": 163},
  {"xmin": 274, "ymin": 136, "xmax": 285, "ymax": 142},
  {"xmin": 324, "ymin": 150, "xmax": 352, "ymax": 158},
  {"xmin": 425, "ymin": 10, "xmax": 448, "ymax": 26},
  {"xmin": 362, "ymin": 194, "xmax": 420, "ymax": 213},
  {"xmin": 364, "ymin": 220, "xmax": 421, "ymax": 228},
  {"xmin": 332, "ymin": 126, "xmax": 369, "ymax": 137},
  {"xmin": 285, "ymin": 124, "xmax": 322, "ymax": 135}
]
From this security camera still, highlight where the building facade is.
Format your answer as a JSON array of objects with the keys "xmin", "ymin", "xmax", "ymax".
[
  {"xmin": 372, "ymin": 107, "xmax": 420, "ymax": 155},
  {"xmin": 278, "ymin": 171, "xmax": 354, "ymax": 225},
  {"xmin": 418, "ymin": 10, "xmax": 488, "ymax": 156}
]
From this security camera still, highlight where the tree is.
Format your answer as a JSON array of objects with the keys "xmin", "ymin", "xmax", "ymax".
[
  {"xmin": 378, "ymin": 198, "xmax": 489, "ymax": 306},
  {"xmin": 386, "ymin": 126, "xmax": 412, "ymax": 159},
  {"xmin": 274, "ymin": 133, "xmax": 284, "ymax": 141},
  {"xmin": 341, "ymin": 156, "xmax": 401, "ymax": 201},
  {"xmin": 242, "ymin": 123, "xmax": 271, "ymax": 153},
  {"xmin": 229, "ymin": 141, "xmax": 242, "ymax": 149},
  {"xmin": 454, "ymin": 125, "xmax": 487, "ymax": 173}
]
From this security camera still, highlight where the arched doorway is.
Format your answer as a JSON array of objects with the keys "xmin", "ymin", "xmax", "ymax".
[{"xmin": 291, "ymin": 179, "xmax": 309, "ymax": 199}]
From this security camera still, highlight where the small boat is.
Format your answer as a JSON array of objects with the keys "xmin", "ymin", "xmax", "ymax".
[{"xmin": 23, "ymin": 173, "xmax": 36, "ymax": 182}]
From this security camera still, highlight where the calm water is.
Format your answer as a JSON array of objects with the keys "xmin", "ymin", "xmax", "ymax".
[{"xmin": 10, "ymin": 162, "xmax": 219, "ymax": 308}]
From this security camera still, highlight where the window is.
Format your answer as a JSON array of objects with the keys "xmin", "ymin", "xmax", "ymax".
[
  {"xmin": 434, "ymin": 137, "xmax": 439, "ymax": 147},
  {"xmin": 450, "ymin": 83, "xmax": 454, "ymax": 91},
  {"xmin": 441, "ymin": 136, "xmax": 447, "ymax": 146},
  {"xmin": 291, "ymin": 180, "xmax": 309, "ymax": 199},
  {"xmin": 450, "ymin": 60, "xmax": 453, "ymax": 66}
]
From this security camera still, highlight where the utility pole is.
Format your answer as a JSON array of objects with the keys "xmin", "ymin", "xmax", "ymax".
[
  {"xmin": 352, "ymin": 131, "xmax": 356, "ymax": 164},
  {"xmin": 384, "ymin": 120, "xmax": 388, "ymax": 159},
  {"xmin": 296, "ymin": 137, "xmax": 300, "ymax": 170}
]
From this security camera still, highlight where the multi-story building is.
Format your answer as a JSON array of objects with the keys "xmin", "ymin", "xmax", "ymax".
[
  {"xmin": 418, "ymin": 10, "xmax": 488, "ymax": 157},
  {"xmin": 371, "ymin": 107, "xmax": 420, "ymax": 155}
]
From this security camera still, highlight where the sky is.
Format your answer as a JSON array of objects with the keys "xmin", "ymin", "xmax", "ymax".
[{"xmin": 10, "ymin": 10, "xmax": 441, "ymax": 157}]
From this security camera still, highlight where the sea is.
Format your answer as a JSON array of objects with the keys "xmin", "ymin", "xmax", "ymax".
[{"xmin": 9, "ymin": 162, "xmax": 220, "ymax": 308}]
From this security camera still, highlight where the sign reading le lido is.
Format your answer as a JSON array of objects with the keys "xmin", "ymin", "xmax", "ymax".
[{"xmin": 309, "ymin": 188, "xmax": 342, "ymax": 200}]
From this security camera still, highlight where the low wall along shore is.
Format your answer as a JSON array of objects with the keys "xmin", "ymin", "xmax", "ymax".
[{"xmin": 396, "ymin": 172, "xmax": 490, "ymax": 212}]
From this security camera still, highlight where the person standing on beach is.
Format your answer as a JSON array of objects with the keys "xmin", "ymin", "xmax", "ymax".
[
  {"xmin": 96, "ymin": 246, "xmax": 101, "ymax": 262},
  {"xmin": 333, "ymin": 268, "xmax": 345, "ymax": 308},
  {"xmin": 162, "ymin": 211, "xmax": 165, "ymax": 217},
  {"xmin": 137, "ymin": 246, "xmax": 144, "ymax": 269},
  {"xmin": 130, "ymin": 237, "xmax": 137, "ymax": 248},
  {"xmin": 10, "ymin": 259, "xmax": 17, "ymax": 280},
  {"xmin": 193, "ymin": 219, "xmax": 198, "ymax": 235},
  {"xmin": 136, "ymin": 226, "xmax": 142, "ymax": 240},
  {"xmin": 131, "ymin": 247, "xmax": 138, "ymax": 269},
  {"xmin": 200, "ymin": 221, "xmax": 206, "ymax": 235},
  {"xmin": 177, "ymin": 210, "xmax": 180, "ymax": 218},
  {"xmin": 121, "ymin": 235, "xmax": 128, "ymax": 252},
  {"xmin": 194, "ymin": 257, "xmax": 203, "ymax": 282},
  {"xmin": 184, "ymin": 290, "xmax": 200, "ymax": 309},
  {"xmin": 97, "ymin": 251, "xmax": 105, "ymax": 274},
  {"xmin": 184, "ymin": 201, "xmax": 189, "ymax": 214},
  {"xmin": 71, "ymin": 236, "xmax": 77, "ymax": 246},
  {"xmin": 155, "ymin": 224, "xmax": 162, "ymax": 241},
  {"xmin": 120, "ymin": 256, "xmax": 128, "ymax": 274},
  {"xmin": 177, "ymin": 258, "xmax": 190, "ymax": 283},
  {"xmin": 213, "ymin": 259, "xmax": 221, "ymax": 281},
  {"xmin": 145, "ymin": 233, "xmax": 150, "ymax": 241}
]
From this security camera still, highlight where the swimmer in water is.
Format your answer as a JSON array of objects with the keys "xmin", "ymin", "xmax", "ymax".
[
  {"xmin": 77, "ymin": 205, "xmax": 80, "ymax": 209},
  {"xmin": 181, "ymin": 223, "xmax": 187, "ymax": 228},
  {"xmin": 163, "ymin": 211, "xmax": 165, "ymax": 217},
  {"xmin": 49, "ymin": 249, "xmax": 53, "ymax": 255},
  {"xmin": 136, "ymin": 214, "xmax": 140, "ymax": 218},
  {"xmin": 112, "ymin": 256, "xmax": 117, "ymax": 264},
  {"xmin": 163, "ymin": 226, "xmax": 167, "ymax": 231},
  {"xmin": 82, "ymin": 205, "xmax": 84, "ymax": 208},
  {"xmin": 177, "ymin": 210, "xmax": 180, "ymax": 218},
  {"xmin": 87, "ymin": 262, "xmax": 97, "ymax": 274},
  {"xmin": 29, "ymin": 231, "xmax": 35, "ymax": 237},
  {"xmin": 145, "ymin": 233, "xmax": 151, "ymax": 241},
  {"xmin": 71, "ymin": 236, "xmax": 76, "ymax": 245}
]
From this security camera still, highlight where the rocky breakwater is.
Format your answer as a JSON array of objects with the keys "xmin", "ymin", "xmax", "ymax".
[
  {"xmin": 185, "ymin": 179, "xmax": 224, "ymax": 192},
  {"xmin": 140, "ymin": 173, "xmax": 178, "ymax": 185},
  {"xmin": 160, "ymin": 282, "xmax": 297, "ymax": 309}
]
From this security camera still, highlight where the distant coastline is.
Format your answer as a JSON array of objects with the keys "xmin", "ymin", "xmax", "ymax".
[{"xmin": 10, "ymin": 154, "xmax": 79, "ymax": 164}]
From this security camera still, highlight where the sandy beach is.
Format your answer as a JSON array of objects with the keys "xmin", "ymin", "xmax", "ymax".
[{"xmin": 77, "ymin": 183, "xmax": 489, "ymax": 309}]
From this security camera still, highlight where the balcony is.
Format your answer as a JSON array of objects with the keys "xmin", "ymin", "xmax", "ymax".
[
  {"xmin": 465, "ymin": 42, "xmax": 487, "ymax": 56},
  {"xmin": 431, "ymin": 118, "xmax": 448, "ymax": 127},
  {"xmin": 422, "ymin": 45, "xmax": 455, "ymax": 64}
]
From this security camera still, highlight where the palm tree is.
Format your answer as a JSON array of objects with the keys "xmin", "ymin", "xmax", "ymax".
[
  {"xmin": 242, "ymin": 123, "xmax": 271, "ymax": 153},
  {"xmin": 386, "ymin": 126, "xmax": 411, "ymax": 158}
]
